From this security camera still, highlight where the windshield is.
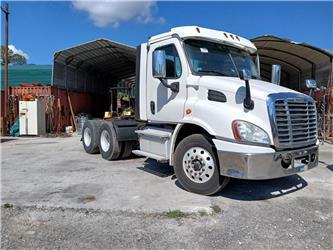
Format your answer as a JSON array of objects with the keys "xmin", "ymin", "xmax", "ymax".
[{"xmin": 184, "ymin": 39, "xmax": 260, "ymax": 79}]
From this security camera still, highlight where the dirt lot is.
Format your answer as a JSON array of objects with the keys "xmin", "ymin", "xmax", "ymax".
[{"xmin": 1, "ymin": 135, "xmax": 332, "ymax": 249}]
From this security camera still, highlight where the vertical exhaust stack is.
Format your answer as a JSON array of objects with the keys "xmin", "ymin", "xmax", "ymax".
[{"xmin": 271, "ymin": 64, "xmax": 281, "ymax": 85}]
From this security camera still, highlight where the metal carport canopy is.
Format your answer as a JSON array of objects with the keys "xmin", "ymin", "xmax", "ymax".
[
  {"xmin": 53, "ymin": 38, "xmax": 137, "ymax": 93},
  {"xmin": 252, "ymin": 35, "xmax": 333, "ymax": 90}
]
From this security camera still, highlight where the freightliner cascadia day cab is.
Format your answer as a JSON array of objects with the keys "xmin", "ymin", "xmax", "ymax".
[{"xmin": 82, "ymin": 26, "xmax": 319, "ymax": 195}]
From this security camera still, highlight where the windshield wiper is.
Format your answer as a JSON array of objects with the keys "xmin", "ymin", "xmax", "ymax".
[{"xmin": 198, "ymin": 70, "xmax": 227, "ymax": 76}]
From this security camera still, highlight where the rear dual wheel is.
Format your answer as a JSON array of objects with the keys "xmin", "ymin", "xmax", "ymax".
[
  {"xmin": 98, "ymin": 122, "xmax": 133, "ymax": 160},
  {"xmin": 99, "ymin": 122, "xmax": 121, "ymax": 160},
  {"xmin": 174, "ymin": 134, "xmax": 230, "ymax": 195},
  {"xmin": 120, "ymin": 141, "xmax": 133, "ymax": 159},
  {"xmin": 82, "ymin": 120, "xmax": 103, "ymax": 154}
]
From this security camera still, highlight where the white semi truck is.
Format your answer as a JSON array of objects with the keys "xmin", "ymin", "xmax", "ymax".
[{"xmin": 82, "ymin": 26, "xmax": 319, "ymax": 195}]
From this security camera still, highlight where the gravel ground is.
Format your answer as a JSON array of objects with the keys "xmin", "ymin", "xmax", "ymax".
[
  {"xmin": 1, "ymin": 136, "xmax": 332, "ymax": 249},
  {"xmin": 2, "ymin": 198, "xmax": 332, "ymax": 249}
]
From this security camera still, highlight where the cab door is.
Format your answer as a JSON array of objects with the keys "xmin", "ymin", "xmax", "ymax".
[{"xmin": 146, "ymin": 38, "xmax": 188, "ymax": 122}]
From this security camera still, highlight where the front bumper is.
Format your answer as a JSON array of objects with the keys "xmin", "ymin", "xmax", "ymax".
[{"xmin": 213, "ymin": 139, "xmax": 319, "ymax": 180}]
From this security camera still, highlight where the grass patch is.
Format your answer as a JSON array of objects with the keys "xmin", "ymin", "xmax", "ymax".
[
  {"xmin": 4, "ymin": 203, "xmax": 13, "ymax": 209},
  {"xmin": 210, "ymin": 205, "xmax": 222, "ymax": 214},
  {"xmin": 163, "ymin": 209, "xmax": 189, "ymax": 219}
]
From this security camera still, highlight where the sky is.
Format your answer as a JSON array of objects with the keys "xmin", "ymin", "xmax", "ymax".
[{"xmin": 1, "ymin": 0, "xmax": 332, "ymax": 64}]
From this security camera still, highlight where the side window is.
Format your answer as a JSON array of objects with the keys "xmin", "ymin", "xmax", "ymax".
[{"xmin": 155, "ymin": 45, "xmax": 182, "ymax": 78}]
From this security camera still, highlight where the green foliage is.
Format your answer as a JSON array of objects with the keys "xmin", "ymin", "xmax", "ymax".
[
  {"xmin": 4, "ymin": 203, "xmax": 13, "ymax": 208},
  {"xmin": 162, "ymin": 209, "xmax": 189, "ymax": 219},
  {"xmin": 0, "ymin": 45, "xmax": 27, "ymax": 65}
]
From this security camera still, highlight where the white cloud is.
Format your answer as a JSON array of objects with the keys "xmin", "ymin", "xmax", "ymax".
[
  {"xmin": 8, "ymin": 45, "xmax": 29, "ymax": 60},
  {"xmin": 72, "ymin": 0, "xmax": 165, "ymax": 27}
]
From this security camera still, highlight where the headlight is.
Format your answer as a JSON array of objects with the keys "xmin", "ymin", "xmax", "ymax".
[{"xmin": 232, "ymin": 120, "xmax": 270, "ymax": 144}]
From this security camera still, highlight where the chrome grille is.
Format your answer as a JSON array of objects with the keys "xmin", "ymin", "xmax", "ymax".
[{"xmin": 268, "ymin": 93, "xmax": 317, "ymax": 149}]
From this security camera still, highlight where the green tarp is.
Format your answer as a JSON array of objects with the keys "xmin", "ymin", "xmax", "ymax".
[{"xmin": 1, "ymin": 64, "xmax": 52, "ymax": 90}]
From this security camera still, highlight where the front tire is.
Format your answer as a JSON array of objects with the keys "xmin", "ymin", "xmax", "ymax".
[{"xmin": 174, "ymin": 134, "xmax": 230, "ymax": 195}]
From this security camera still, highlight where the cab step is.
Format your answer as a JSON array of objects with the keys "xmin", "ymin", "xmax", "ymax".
[{"xmin": 132, "ymin": 150, "xmax": 168, "ymax": 162}]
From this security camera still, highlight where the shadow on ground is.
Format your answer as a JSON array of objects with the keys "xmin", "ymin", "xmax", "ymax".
[
  {"xmin": 137, "ymin": 159, "xmax": 174, "ymax": 178},
  {"xmin": 0, "ymin": 138, "xmax": 17, "ymax": 143},
  {"xmin": 139, "ymin": 159, "xmax": 308, "ymax": 200},
  {"xmin": 217, "ymin": 175, "xmax": 307, "ymax": 201},
  {"xmin": 319, "ymin": 160, "xmax": 333, "ymax": 171},
  {"xmin": 174, "ymin": 174, "xmax": 307, "ymax": 201}
]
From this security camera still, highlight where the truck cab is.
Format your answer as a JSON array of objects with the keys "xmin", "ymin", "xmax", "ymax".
[{"xmin": 83, "ymin": 26, "xmax": 319, "ymax": 195}]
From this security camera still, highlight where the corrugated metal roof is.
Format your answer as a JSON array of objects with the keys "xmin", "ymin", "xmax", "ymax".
[
  {"xmin": 53, "ymin": 38, "xmax": 136, "ymax": 79},
  {"xmin": 252, "ymin": 35, "xmax": 332, "ymax": 89}
]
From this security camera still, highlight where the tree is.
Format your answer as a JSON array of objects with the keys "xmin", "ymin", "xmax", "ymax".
[{"xmin": 0, "ymin": 45, "xmax": 27, "ymax": 65}]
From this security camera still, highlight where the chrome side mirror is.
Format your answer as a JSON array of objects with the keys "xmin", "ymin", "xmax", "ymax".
[
  {"xmin": 271, "ymin": 64, "xmax": 281, "ymax": 85},
  {"xmin": 239, "ymin": 69, "xmax": 252, "ymax": 81},
  {"xmin": 255, "ymin": 53, "xmax": 261, "ymax": 77},
  {"xmin": 305, "ymin": 79, "xmax": 317, "ymax": 89},
  {"xmin": 153, "ymin": 50, "xmax": 166, "ymax": 78}
]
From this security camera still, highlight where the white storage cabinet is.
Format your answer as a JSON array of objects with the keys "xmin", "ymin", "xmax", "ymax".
[{"xmin": 19, "ymin": 99, "xmax": 46, "ymax": 136}]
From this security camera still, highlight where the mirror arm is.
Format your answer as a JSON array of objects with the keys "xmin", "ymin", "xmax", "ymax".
[
  {"xmin": 159, "ymin": 78, "xmax": 169, "ymax": 88},
  {"xmin": 243, "ymin": 79, "xmax": 254, "ymax": 110},
  {"xmin": 239, "ymin": 69, "xmax": 254, "ymax": 110},
  {"xmin": 158, "ymin": 78, "xmax": 179, "ymax": 93}
]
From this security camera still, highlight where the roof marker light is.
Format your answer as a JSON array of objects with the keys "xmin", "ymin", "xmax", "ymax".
[
  {"xmin": 196, "ymin": 27, "xmax": 200, "ymax": 33},
  {"xmin": 230, "ymin": 34, "xmax": 234, "ymax": 40},
  {"xmin": 236, "ymin": 36, "xmax": 240, "ymax": 41},
  {"xmin": 223, "ymin": 33, "xmax": 228, "ymax": 38}
]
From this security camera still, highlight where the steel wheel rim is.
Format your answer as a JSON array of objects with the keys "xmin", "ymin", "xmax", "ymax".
[
  {"xmin": 182, "ymin": 147, "xmax": 215, "ymax": 184},
  {"xmin": 100, "ymin": 130, "xmax": 110, "ymax": 152},
  {"xmin": 83, "ymin": 127, "xmax": 92, "ymax": 147}
]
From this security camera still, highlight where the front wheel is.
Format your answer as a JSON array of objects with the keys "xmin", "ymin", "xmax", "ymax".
[{"xmin": 174, "ymin": 134, "xmax": 230, "ymax": 195}]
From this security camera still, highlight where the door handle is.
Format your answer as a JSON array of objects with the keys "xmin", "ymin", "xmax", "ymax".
[
  {"xmin": 186, "ymin": 83, "xmax": 199, "ymax": 90},
  {"xmin": 150, "ymin": 101, "xmax": 155, "ymax": 114}
]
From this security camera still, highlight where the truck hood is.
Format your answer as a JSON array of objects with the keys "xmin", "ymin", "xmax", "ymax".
[{"xmin": 198, "ymin": 76, "xmax": 301, "ymax": 101}]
